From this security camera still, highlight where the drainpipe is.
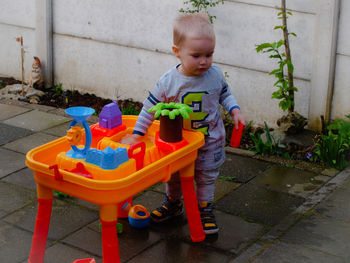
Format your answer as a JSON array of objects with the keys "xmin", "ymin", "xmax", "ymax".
[
  {"xmin": 324, "ymin": 0, "xmax": 340, "ymax": 125},
  {"xmin": 308, "ymin": 0, "xmax": 340, "ymax": 131},
  {"xmin": 35, "ymin": 0, "xmax": 53, "ymax": 88}
]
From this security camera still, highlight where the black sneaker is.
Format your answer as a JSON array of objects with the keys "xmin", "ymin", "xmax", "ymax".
[
  {"xmin": 199, "ymin": 202, "xmax": 219, "ymax": 234},
  {"xmin": 151, "ymin": 196, "xmax": 183, "ymax": 222}
]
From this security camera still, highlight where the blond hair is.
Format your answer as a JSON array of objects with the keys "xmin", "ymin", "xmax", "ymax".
[{"xmin": 173, "ymin": 13, "xmax": 215, "ymax": 46}]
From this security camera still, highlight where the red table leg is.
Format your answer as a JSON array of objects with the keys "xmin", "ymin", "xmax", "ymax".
[
  {"xmin": 100, "ymin": 205, "xmax": 120, "ymax": 263},
  {"xmin": 180, "ymin": 164, "xmax": 205, "ymax": 242},
  {"xmin": 28, "ymin": 198, "xmax": 53, "ymax": 263}
]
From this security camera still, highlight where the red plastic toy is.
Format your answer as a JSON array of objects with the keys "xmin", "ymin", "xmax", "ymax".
[{"xmin": 230, "ymin": 122, "xmax": 244, "ymax": 148}]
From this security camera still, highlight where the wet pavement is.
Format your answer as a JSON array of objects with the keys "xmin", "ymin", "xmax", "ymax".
[{"xmin": 0, "ymin": 98, "xmax": 349, "ymax": 263}]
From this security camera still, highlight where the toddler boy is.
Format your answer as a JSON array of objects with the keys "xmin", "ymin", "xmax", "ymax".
[{"xmin": 125, "ymin": 13, "xmax": 246, "ymax": 234}]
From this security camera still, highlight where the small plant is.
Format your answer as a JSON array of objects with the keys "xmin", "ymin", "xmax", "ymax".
[
  {"xmin": 250, "ymin": 122, "xmax": 286, "ymax": 155},
  {"xmin": 52, "ymin": 83, "xmax": 63, "ymax": 96},
  {"xmin": 327, "ymin": 115, "xmax": 350, "ymax": 145},
  {"xmin": 314, "ymin": 131, "xmax": 348, "ymax": 170},
  {"xmin": 243, "ymin": 120, "xmax": 253, "ymax": 136},
  {"xmin": 121, "ymin": 104, "xmax": 141, "ymax": 116},
  {"xmin": 148, "ymin": 102, "xmax": 193, "ymax": 119},
  {"xmin": 285, "ymin": 163, "xmax": 295, "ymax": 168},
  {"xmin": 179, "ymin": 0, "xmax": 224, "ymax": 24},
  {"xmin": 312, "ymin": 115, "xmax": 350, "ymax": 170},
  {"xmin": 0, "ymin": 80, "xmax": 3, "ymax": 89},
  {"xmin": 255, "ymin": 0, "xmax": 297, "ymax": 113}
]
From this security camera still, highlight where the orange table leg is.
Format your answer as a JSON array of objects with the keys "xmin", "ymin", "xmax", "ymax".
[
  {"xmin": 100, "ymin": 205, "xmax": 120, "ymax": 263},
  {"xmin": 28, "ymin": 185, "xmax": 53, "ymax": 263},
  {"xmin": 180, "ymin": 164, "xmax": 205, "ymax": 242}
]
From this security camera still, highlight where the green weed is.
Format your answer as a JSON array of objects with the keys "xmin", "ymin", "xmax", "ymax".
[
  {"xmin": 121, "ymin": 104, "xmax": 141, "ymax": 116},
  {"xmin": 52, "ymin": 83, "xmax": 63, "ymax": 96},
  {"xmin": 250, "ymin": 122, "xmax": 286, "ymax": 156}
]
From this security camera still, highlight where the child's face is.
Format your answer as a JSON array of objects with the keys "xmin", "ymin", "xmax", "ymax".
[{"xmin": 173, "ymin": 36, "xmax": 215, "ymax": 76}]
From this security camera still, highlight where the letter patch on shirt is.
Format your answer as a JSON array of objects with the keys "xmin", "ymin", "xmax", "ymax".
[{"xmin": 182, "ymin": 92, "xmax": 209, "ymax": 135}]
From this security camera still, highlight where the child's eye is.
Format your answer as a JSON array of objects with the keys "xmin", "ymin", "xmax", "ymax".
[
  {"xmin": 206, "ymin": 53, "xmax": 213, "ymax": 58},
  {"xmin": 192, "ymin": 55, "xmax": 200, "ymax": 58}
]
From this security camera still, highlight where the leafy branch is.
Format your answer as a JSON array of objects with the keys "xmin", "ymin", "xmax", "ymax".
[
  {"xmin": 179, "ymin": 0, "xmax": 224, "ymax": 24},
  {"xmin": 256, "ymin": 0, "xmax": 297, "ymax": 113}
]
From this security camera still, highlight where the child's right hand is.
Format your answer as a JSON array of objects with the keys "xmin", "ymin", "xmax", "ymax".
[{"xmin": 119, "ymin": 134, "xmax": 143, "ymax": 145}]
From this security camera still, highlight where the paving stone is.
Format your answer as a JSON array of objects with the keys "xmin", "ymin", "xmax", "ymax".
[
  {"xmin": 42, "ymin": 122, "xmax": 71, "ymax": 137},
  {"xmin": 47, "ymin": 107, "xmax": 70, "ymax": 117},
  {"xmin": 2, "ymin": 167, "xmax": 36, "ymax": 191},
  {"xmin": 3, "ymin": 198, "xmax": 99, "ymax": 240},
  {"xmin": 44, "ymin": 242, "xmax": 101, "ymax": 263},
  {"xmin": 280, "ymin": 213, "xmax": 350, "ymax": 258},
  {"xmin": 62, "ymin": 226, "xmax": 102, "ymax": 256},
  {"xmin": 214, "ymin": 179, "xmax": 240, "ymax": 202},
  {"xmin": 0, "ymin": 181, "xmax": 35, "ymax": 218},
  {"xmin": 43, "ymin": 120, "xmax": 96, "ymax": 137},
  {"xmin": 128, "ymin": 238, "xmax": 231, "ymax": 263},
  {"xmin": 314, "ymin": 186, "xmax": 350, "ymax": 223},
  {"xmin": 3, "ymin": 109, "xmax": 70, "ymax": 132},
  {"xmin": 231, "ymin": 243, "xmax": 266, "ymax": 263},
  {"xmin": 254, "ymin": 166, "xmax": 329, "ymax": 198},
  {"xmin": 0, "ymin": 123, "xmax": 33, "ymax": 145},
  {"xmin": 340, "ymin": 176, "xmax": 350, "ymax": 191},
  {"xmin": 150, "ymin": 179, "xmax": 240, "ymax": 203},
  {"xmin": 220, "ymin": 153, "xmax": 271, "ymax": 183},
  {"xmin": 197, "ymin": 210, "xmax": 265, "ymax": 254},
  {"xmin": 3, "ymin": 132, "xmax": 59, "ymax": 154},
  {"xmin": 118, "ymin": 223, "xmax": 164, "ymax": 262},
  {"xmin": 151, "ymin": 182, "xmax": 166, "ymax": 194},
  {"xmin": 321, "ymin": 168, "xmax": 340, "ymax": 177},
  {"xmin": 0, "ymin": 220, "xmax": 34, "ymax": 263},
  {"xmin": 215, "ymin": 183, "xmax": 305, "ymax": 226},
  {"xmin": 19, "ymin": 103, "xmax": 57, "ymax": 112},
  {"xmin": 0, "ymin": 104, "xmax": 31, "ymax": 121},
  {"xmin": 66, "ymin": 197, "xmax": 100, "ymax": 212},
  {"xmin": 0, "ymin": 99, "xmax": 55, "ymax": 113},
  {"xmin": 64, "ymin": 218, "xmax": 162, "ymax": 262},
  {"xmin": 247, "ymin": 240, "xmax": 344, "ymax": 263},
  {"xmin": 0, "ymin": 148, "xmax": 26, "ymax": 178}
]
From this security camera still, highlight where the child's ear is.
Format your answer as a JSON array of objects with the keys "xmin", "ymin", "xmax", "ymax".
[{"xmin": 172, "ymin": 45, "xmax": 180, "ymax": 58}]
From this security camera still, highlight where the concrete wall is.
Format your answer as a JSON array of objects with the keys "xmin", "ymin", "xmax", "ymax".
[
  {"xmin": 0, "ymin": 0, "xmax": 35, "ymax": 80},
  {"xmin": 333, "ymin": 0, "xmax": 350, "ymax": 120},
  {"xmin": 0, "ymin": 0, "xmax": 348, "ymax": 129}
]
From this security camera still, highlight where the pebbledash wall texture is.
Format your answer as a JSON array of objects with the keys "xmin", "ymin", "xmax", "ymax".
[{"xmin": 0, "ymin": 0, "xmax": 348, "ymax": 131}]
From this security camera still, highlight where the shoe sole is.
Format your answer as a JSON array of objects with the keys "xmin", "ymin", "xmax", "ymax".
[
  {"xmin": 204, "ymin": 228, "xmax": 219, "ymax": 235},
  {"xmin": 151, "ymin": 210, "xmax": 183, "ymax": 223}
]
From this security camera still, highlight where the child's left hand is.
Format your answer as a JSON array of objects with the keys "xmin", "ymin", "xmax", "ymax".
[{"xmin": 231, "ymin": 108, "xmax": 246, "ymax": 129}]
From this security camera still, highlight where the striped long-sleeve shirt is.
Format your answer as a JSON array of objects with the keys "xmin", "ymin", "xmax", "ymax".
[{"xmin": 133, "ymin": 64, "xmax": 240, "ymax": 170}]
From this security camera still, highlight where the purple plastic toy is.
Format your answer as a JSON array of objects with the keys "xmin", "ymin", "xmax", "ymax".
[{"xmin": 99, "ymin": 101, "xmax": 122, "ymax": 129}]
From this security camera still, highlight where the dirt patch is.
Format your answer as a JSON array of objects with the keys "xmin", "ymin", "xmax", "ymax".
[
  {"xmin": 0, "ymin": 77, "xmax": 142, "ymax": 115},
  {"xmin": 0, "ymin": 77, "xmax": 23, "ymax": 87},
  {"xmin": 39, "ymin": 89, "xmax": 143, "ymax": 115}
]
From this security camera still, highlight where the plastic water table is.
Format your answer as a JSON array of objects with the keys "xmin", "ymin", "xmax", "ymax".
[{"xmin": 26, "ymin": 102, "xmax": 205, "ymax": 263}]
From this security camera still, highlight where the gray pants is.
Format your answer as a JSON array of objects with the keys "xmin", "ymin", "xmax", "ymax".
[{"xmin": 166, "ymin": 168, "xmax": 220, "ymax": 203}]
